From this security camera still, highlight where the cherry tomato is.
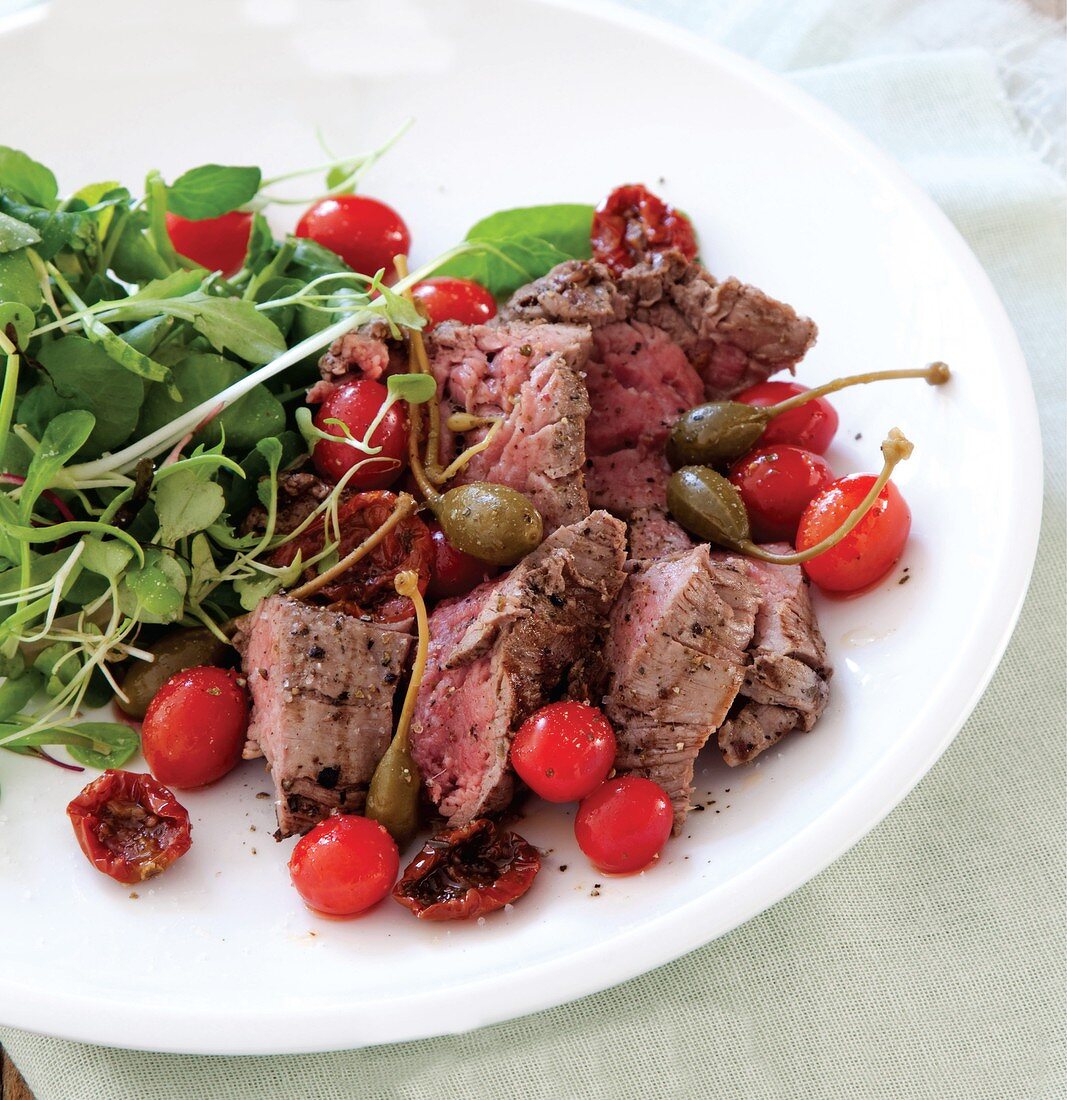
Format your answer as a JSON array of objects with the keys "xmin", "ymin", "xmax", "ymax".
[
  {"xmin": 271, "ymin": 490, "xmax": 432, "ymax": 622},
  {"xmin": 574, "ymin": 776, "xmax": 673, "ymax": 874},
  {"xmin": 311, "ymin": 379, "xmax": 409, "ymax": 488},
  {"xmin": 141, "ymin": 666, "xmax": 249, "ymax": 790},
  {"xmin": 289, "ymin": 814, "xmax": 399, "ymax": 917},
  {"xmin": 412, "ymin": 277, "xmax": 497, "ymax": 328},
  {"xmin": 735, "ymin": 380, "xmax": 839, "ymax": 454},
  {"xmin": 295, "ymin": 195, "xmax": 410, "ymax": 279},
  {"xmin": 392, "ymin": 818, "xmax": 541, "ymax": 921},
  {"xmin": 165, "ymin": 210, "xmax": 252, "ymax": 277},
  {"xmin": 426, "ymin": 522, "xmax": 497, "ymax": 600},
  {"xmin": 511, "ymin": 702, "xmax": 617, "ymax": 802},
  {"xmin": 67, "ymin": 770, "xmax": 192, "ymax": 884},
  {"xmin": 728, "ymin": 444, "xmax": 835, "ymax": 543},
  {"xmin": 796, "ymin": 474, "xmax": 911, "ymax": 593},
  {"xmin": 591, "ymin": 184, "xmax": 697, "ymax": 275}
]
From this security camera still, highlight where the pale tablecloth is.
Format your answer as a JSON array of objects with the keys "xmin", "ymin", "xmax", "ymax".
[{"xmin": 2, "ymin": 0, "xmax": 1064, "ymax": 1096}]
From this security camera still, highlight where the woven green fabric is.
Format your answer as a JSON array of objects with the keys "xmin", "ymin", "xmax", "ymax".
[{"xmin": 3, "ymin": 5, "xmax": 1064, "ymax": 1098}]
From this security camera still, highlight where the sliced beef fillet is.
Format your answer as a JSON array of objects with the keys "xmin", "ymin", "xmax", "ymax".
[
  {"xmin": 716, "ymin": 554, "xmax": 831, "ymax": 766},
  {"xmin": 427, "ymin": 320, "xmax": 593, "ymax": 533},
  {"xmin": 626, "ymin": 508, "xmax": 693, "ymax": 563},
  {"xmin": 236, "ymin": 595, "xmax": 412, "ymax": 838},
  {"xmin": 409, "ymin": 511, "xmax": 627, "ymax": 825},
  {"xmin": 317, "ymin": 321, "xmax": 394, "ymax": 385},
  {"xmin": 503, "ymin": 250, "xmax": 817, "ymax": 400},
  {"xmin": 602, "ymin": 546, "xmax": 760, "ymax": 832}
]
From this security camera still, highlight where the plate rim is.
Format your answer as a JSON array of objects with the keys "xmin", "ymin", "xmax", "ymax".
[{"xmin": 0, "ymin": 0, "xmax": 1043, "ymax": 1054}]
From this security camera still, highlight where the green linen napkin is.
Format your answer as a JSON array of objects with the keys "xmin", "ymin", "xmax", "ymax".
[{"xmin": 2, "ymin": 8, "xmax": 1064, "ymax": 1100}]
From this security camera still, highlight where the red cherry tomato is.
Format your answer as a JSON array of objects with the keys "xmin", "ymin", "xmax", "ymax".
[
  {"xmin": 511, "ymin": 702, "xmax": 617, "ymax": 803},
  {"xmin": 141, "ymin": 666, "xmax": 249, "ymax": 790},
  {"xmin": 295, "ymin": 195, "xmax": 410, "ymax": 279},
  {"xmin": 288, "ymin": 814, "xmax": 399, "ymax": 917},
  {"xmin": 67, "ymin": 770, "xmax": 192, "ymax": 884},
  {"xmin": 591, "ymin": 184, "xmax": 697, "ymax": 275},
  {"xmin": 728, "ymin": 444, "xmax": 835, "ymax": 543},
  {"xmin": 311, "ymin": 379, "xmax": 408, "ymax": 488},
  {"xmin": 426, "ymin": 522, "xmax": 497, "ymax": 600},
  {"xmin": 165, "ymin": 210, "xmax": 252, "ymax": 277},
  {"xmin": 736, "ymin": 380, "xmax": 839, "ymax": 454},
  {"xmin": 412, "ymin": 278, "xmax": 497, "ymax": 328},
  {"xmin": 796, "ymin": 474, "xmax": 911, "ymax": 593},
  {"xmin": 574, "ymin": 776, "xmax": 673, "ymax": 874}
]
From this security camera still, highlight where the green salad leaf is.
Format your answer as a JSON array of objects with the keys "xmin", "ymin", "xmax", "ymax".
[
  {"xmin": 0, "ymin": 147, "xmax": 59, "ymax": 208},
  {"xmin": 166, "ymin": 164, "xmax": 262, "ymax": 220}
]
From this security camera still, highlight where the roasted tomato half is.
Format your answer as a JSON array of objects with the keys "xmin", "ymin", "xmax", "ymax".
[
  {"xmin": 67, "ymin": 770, "xmax": 192, "ymax": 885},
  {"xmin": 392, "ymin": 818, "xmax": 541, "ymax": 921},
  {"xmin": 271, "ymin": 490, "xmax": 432, "ymax": 622},
  {"xmin": 591, "ymin": 184, "xmax": 698, "ymax": 275}
]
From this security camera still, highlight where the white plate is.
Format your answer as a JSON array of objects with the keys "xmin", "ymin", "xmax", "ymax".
[{"xmin": 0, "ymin": 0, "xmax": 1041, "ymax": 1055}]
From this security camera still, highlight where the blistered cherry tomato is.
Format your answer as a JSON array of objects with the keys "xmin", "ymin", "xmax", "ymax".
[
  {"xmin": 289, "ymin": 815, "xmax": 399, "ymax": 917},
  {"xmin": 736, "ymin": 380, "xmax": 839, "ymax": 454},
  {"xmin": 311, "ymin": 379, "xmax": 408, "ymax": 488},
  {"xmin": 141, "ymin": 666, "xmax": 249, "ymax": 790},
  {"xmin": 165, "ymin": 210, "xmax": 252, "ymax": 277},
  {"xmin": 67, "ymin": 770, "xmax": 192, "ymax": 884},
  {"xmin": 271, "ymin": 490, "xmax": 432, "ymax": 622},
  {"xmin": 426, "ymin": 522, "xmax": 496, "ymax": 600},
  {"xmin": 591, "ymin": 184, "xmax": 697, "ymax": 275},
  {"xmin": 728, "ymin": 444, "xmax": 835, "ymax": 542},
  {"xmin": 796, "ymin": 474, "xmax": 911, "ymax": 593},
  {"xmin": 574, "ymin": 776, "xmax": 673, "ymax": 874},
  {"xmin": 511, "ymin": 702, "xmax": 617, "ymax": 802},
  {"xmin": 295, "ymin": 195, "xmax": 410, "ymax": 279},
  {"xmin": 392, "ymin": 818, "xmax": 541, "ymax": 921},
  {"xmin": 412, "ymin": 277, "xmax": 497, "ymax": 328}
]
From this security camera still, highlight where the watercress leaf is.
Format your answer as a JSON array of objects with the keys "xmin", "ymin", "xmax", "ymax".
[
  {"xmin": 0, "ymin": 147, "xmax": 58, "ymax": 208},
  {"xmin": 71, "ymin": 180, "xmax": 121, "ymax": 240},
  {"xmin": 0, "ymin": 669, "xmax": 43, "ymax": 723},
  {"xmin": 288, "ymin": 236, "xmax": 353, "ymax": 281},
  {"xmin": 24, "ymin": 336, "xmax": 143, "ymax": 458},
  {"xmin": 225, "ymin": 430, "xmax": 301, "ymax": 519},
  {"xmin": 121, "ymin": 314, "xmax": 176, "ymax": 356},
  {"xmin": 0, "ymin": 302, "xmax": 35, "ymax": 347},
  {"xmin": 0, "ymin": 250, "xmax": 42, "ymax": 310},
  {"xmin": 19, "ymin": 409, "xmax": 95, "ymax": 520},
  {"xmin": 233, "ymin": 557, "xmax": 302, "ymax": 611},
  {"xmin": 137, "ymin": 353, "xmax": 285, "ymax": 452},
  {"xmin": 387, "ymin": 372, "xmax": 437, "ymax": 404},
  {"xmin": 127, "ymin": 268, "xmax": 206, "ymax": 302},
  {"xmin": 80, "ymin": 535, "xmax": 134, "ymax": 579},
  {"xmin": 155, "ymin": 465, "xmax": 226, "ymax": 546},
  {"xmin": 252, "ymin": 275, "xmax": 303, "ymax": 336},
  {"xmin": 189, "ymin": 532, "xmax": 221, "ymax": 602},
  {"xmin": 80, "ymin": 313, "xmax": 178, "ymax": 394},
  {"xmin": 180, "ymin": 292, "xmax": 286, "ymax": 363},
  {"xmin": 0, "ymin": 188, "xmax": 125, "ymax": 260},
  {"xmin": 244, "ymin": 212, "xmax": 275, "ymax": 274},
  {"xmin": 167, "ymin": 164, "xmax": 261, "ymax": 220},
  {"xmin": 110, "ymin": 221, "xmax": 172, "ymax": 282},
  {"xmin": 34, "ymin": 641, "xmax": 79, "ymax": 696},
  {"xmin": 117, "ymin": 548, "xmax": 187, "ymax": 624},
  {"xmin": 65, "ymin": 721, "xmax": 139, "ymax": 769},
  {"xmin": 0, "ymin": 210, "xmax": 41, "ymax": 253}
]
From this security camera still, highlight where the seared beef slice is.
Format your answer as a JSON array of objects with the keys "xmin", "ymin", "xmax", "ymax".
[
  {"xmin": 410, "ymin": 511, "xmax": 627, "ymax": 825},
  {"xmin": 503, "ymin": 252, "xmax": 815, "ymax": 523},
  {"xmin": 717, "ymin": 557, "xmax": 831, "ymax": 766},
  {"xmin": 603, "ymin": 547, "xmax": 759, "ymax": 832},
  {"xmin": 428, "ymin": 320, "xmax": 593, "ymax": 533},
  {"xmin": 238, "ymin": 595, "xmax": 412, "ymax": 837}
]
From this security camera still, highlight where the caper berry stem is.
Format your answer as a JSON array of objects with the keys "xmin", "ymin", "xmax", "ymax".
[
  {"xmin": 767, "ymin": 362, "xmax": 950, "ymax": 419},
  {"xmin": 394, "ymin": 253, "xmax": 445, "ymax": 482},
  {"xmin": 287, "ymin": 492, "xmax": 417, "ymax": 599},
  {"xmin": 740, "ymin": 429, "xmax": 914, "ymax": 565},
  {"xmin": 365, "ymin": 568, "xmax": 428, "ymax": 845}
]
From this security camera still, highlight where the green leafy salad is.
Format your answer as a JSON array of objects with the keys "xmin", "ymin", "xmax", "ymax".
[{"xmin": 0, "ymin": 129, "xmax": 595, "ymax": 783}]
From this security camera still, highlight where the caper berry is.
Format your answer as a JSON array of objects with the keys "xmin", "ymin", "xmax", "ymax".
[
  {"xmin": 365, "ymin": 735, "xmax": 420, "ymax": 848},
  {"xmin": 118, "ymin": 627, "xmax": 232, "ymax": 718},
  {"xmin": 434, "ymin": 483, "xmax": 544, "ymax": 566},
  {"xmin": 666, "ymin": 465, "xmax": 751, "ymax": 549},
  {"xmin": 666, "ymin": 402, "xmax": 768, "ymax": 468}
]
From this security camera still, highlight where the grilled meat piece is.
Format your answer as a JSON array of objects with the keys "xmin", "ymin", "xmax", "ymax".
[
  {"xmin": 409, "ymin": 511, "xmax": 627, "ymax": 825},
  {"xmin": 236, "ymin": 595, "xmax": 412, "ymax": 838},
  {"xmin": 603, "ymin": 546, "xmax": 759, "ymax": 831}
]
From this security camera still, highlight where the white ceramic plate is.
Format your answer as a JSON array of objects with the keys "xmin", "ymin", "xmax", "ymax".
[{"xmin": 0, "ymin": 0, "xmax": 1041, "ymax": 1055}]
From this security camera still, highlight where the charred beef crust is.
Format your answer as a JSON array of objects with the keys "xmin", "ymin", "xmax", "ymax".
[
  {"xmin": 235, "ymin": 596, "xmax": 412, "ymax": 837},
  {"xmin": 502, "ymin": 251, "xmax": 817, "ymax": 399}
]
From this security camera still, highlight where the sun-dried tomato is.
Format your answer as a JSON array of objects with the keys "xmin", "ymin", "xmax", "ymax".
[
  {"xmin": 271, "ymin": 490, "xmax": 432, "ymax": 623},
  {"xmin": 392, "ymin": 818, "xmax": 541, "ymax": 921},
  {"xmin": 66, "ymin": 770, "xmax": 192, "ymax": 885},
  {"xmin": 590, "ymin": 183, "xmax": 698, "ymax": 275}
]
